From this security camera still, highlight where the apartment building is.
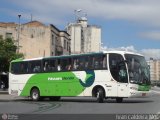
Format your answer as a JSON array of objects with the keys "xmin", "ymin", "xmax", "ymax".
[
  {"xmin": 0, "ymin": 21, "xmax": 70, "ymax": 59},
  {"xmin": 66, "ymin": 17, "xmax": 101, "ymax": 54},
  {"xmin": 147, "ymin": 58, "xmax": 160, "ymax": 81}
]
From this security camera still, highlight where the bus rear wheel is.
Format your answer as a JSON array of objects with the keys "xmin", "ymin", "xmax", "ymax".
[
  {"xmin": 31, "ymin": 88, "xmax": 40, "ymax": 101},
  {"xmin": 96, "ymin": 88, "xmax": 104, "ymax": 103}
]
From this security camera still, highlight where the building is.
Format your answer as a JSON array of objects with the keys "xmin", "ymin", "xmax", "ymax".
[
  {"xmin": 0, "ymin": 21, "xmax": 70, "ymax": 59},
  {"xmin": 147, "ymin": 58, "xmax": 160, "ymax": 81},
  {"xmin": 66, "ymin": 17, "xmax": 101, "ymax": 54}
]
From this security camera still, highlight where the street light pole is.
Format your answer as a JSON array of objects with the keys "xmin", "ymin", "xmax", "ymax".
[
  {"xmin": 73, "ymin": 9, "xmax": 82, "ymax": 54},
  {"xmin": 17, "ymin": 14, "xmax": 21, "ymax": 53}
]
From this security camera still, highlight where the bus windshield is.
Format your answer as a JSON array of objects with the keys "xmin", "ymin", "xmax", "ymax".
[{"xmin": 125, "ymin": 54, "xmax": 150, "ymax": 85}]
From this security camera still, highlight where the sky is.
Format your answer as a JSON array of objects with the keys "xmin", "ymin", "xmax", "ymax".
[{"xmin": 0, "ymin": 0, "xmax": 160, "ymax": 59}]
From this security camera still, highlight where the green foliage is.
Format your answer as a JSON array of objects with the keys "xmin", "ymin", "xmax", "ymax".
[{"xmin": 0, "ymin": 35, "xmax": 23, "ymax": 72}]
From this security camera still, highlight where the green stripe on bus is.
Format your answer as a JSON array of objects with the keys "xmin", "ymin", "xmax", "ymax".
[
  {"xmin": 20, "ymin": 70, "xmax": 95, "ymax": 96},
  {"xmin": 138, "ymin": 84, "xmax": 151, "ymax": 91}
]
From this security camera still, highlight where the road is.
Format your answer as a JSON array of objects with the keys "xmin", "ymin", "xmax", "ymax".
[{"xmin": 0, "ymin": 88, "xmax": 160, "ymax": 120}]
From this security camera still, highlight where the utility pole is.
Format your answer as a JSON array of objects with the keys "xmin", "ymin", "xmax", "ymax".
[{"xmin": 17, "ymin": 14, "xmax": 21, "ymax": 53}]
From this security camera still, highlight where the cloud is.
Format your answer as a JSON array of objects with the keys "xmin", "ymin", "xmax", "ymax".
[
  {"xmin": 140, "ymin": 31, "xmax": 160, "ymax": 41},
  {"xmin": 4, "ymin": 0, "xmax": 160, "ymax": 27},
  {"xmin": 101, "ymin": 45, "xmax": 137, "ymax": 52},
  {"xmin": 101, "ymin": 45, "xmax": 160, "ymax": 59},
  {"xmin": 141, "ymin": 49, "xmax": 160, "ymax": 59}
]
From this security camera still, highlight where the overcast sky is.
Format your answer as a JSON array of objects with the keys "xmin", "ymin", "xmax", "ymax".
[{"xmin": 1, "ymin": 0, "xmax": 160, "ymax": 59}]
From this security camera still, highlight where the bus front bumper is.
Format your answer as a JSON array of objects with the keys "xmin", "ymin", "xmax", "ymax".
[{"xmin": 129, "ymin": 90, "xmax": 151, "ymax": 98}]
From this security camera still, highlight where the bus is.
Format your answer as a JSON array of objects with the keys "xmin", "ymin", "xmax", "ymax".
[{"xmin": 9, "ymin": 51, "xmax": 151, "ymax": 103}]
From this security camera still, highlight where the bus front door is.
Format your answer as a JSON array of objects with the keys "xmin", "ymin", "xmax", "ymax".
[
  {"xmin": 117, "ymin": 65, "xmax": 129, "ymax": 97},
  {"xmin": 117, "ymin": 82, "xmax": 129, "ymax": 97}
]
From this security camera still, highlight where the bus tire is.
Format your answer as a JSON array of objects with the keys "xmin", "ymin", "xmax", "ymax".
[
  {"xmin": 50, "ymin": 96, "xmax": 61, "ymax": 101},
  {"xmin": 96, "ymin": 88, "xmax": 104, "ymax": 103},
  {"xmin": 116, "ymin": 97, "xmax": 123, "ymax": 103},
  {"xmin": 31, "ymin": 88, "xmax": 40, "ymax": 101}
]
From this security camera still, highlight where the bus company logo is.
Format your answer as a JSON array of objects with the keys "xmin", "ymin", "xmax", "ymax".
[
  {"xmin": 48, "ymin": 77, "xmax": 62, "ymax": 81},
  {"xmin": 2, "ymin": 113, "xmax": 8, "ymax": 120}
]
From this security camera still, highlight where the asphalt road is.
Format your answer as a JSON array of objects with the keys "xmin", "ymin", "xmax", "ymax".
[{"xmin": 0, "ymin": 88, "xmax": 160, "ymax": 120}]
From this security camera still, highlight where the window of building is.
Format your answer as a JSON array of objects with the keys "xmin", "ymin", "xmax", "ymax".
[
  {"xmin": 64, "ymin": 40, "xmax": 66, "ymax": 49},
  {"xmin": 51, "ymin": 52, "xmax": 54, "ymax": 56},
  {"xmin": 5, "ymin": 33, "xmax": 12, "ymax": 39},
  {"xmin": 52, "ymin": 34, "xmax": 54, "ymax": 45},
  {"xmin": 67, "ymin": 42, "xmax": 69, "ymax": 51}
]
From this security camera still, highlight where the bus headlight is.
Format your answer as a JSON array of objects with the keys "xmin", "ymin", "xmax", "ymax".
[{"xmin": 130, "ymin": 87, "xmax": 138, "ymax": 91}]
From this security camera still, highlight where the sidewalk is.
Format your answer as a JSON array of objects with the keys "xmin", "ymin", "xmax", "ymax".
[{"xmin": 0, "ymin": 93, "xmax": 27, "ymax": 101}]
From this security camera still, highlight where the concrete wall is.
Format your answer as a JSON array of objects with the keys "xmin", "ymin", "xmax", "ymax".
[{"xmin": 0, "ymin": 21, "xmax": 70, "ymax": 59}]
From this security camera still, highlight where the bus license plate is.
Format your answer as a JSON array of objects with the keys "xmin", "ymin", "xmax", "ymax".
[{"xmin": 142, "ymin": 93, "xmax": 146, "ymax": 96}]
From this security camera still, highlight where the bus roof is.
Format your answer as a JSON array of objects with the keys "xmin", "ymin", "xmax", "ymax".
[{"xmin": 11, "ymin": 50, "xmax": 144, "ymax": 62}]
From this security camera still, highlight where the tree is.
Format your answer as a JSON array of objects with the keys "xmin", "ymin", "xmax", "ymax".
[{"xmin": 0, "ymin": 35, "xmax": 23, "ymax": 72}]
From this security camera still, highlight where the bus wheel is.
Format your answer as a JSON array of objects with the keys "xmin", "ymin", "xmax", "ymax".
[
  {"xmin": 96, "ymin": 88, "xmax": 104, "ymax": 103},
  {"xmin": 50, "ymin": 96, "xmax": 61, "ymax": 101},
  {"xmin": 31, "ymin": 88, "xmax": 40, "ymax": 101},
  {"xmin": 116, "ymin": 97, "xmax": 123, "ymax": 103}
]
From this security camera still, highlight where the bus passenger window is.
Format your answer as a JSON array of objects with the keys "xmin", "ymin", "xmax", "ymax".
[
  {"xmin": 84, "ymin": 56, "xmax": 89, "ymax": 69},
  {"xmin": 66, "ymin": 58, "xmax": 72, "ymax": 70},
  {"xmin": 73, "ymin": 58, "xmax": 79, "ymax": 70},
  {"xmin": 43, "ymin": 59, "xmax": 56, "ymax": 72},
  {"xmin": 102, "ymin": 55, "xmax": 107, "ymax": 69},
  {"xmin": 20, "ymin": 62, "xmax": 28, "ymax": 73},
  {"xmin": 44, "ymin": 61, "xmax": 48, "ymax": 71},
  {"xmin": 78, "ymin": 57, "xmax": 85, "ymax": 70},
  {"xmin": 94, "ymin": 56, "xmax": 100, "ymax": 69},
  {"xmin": 88, "ymin": 56, "xmax": 94, "ymax": 69},
  {"xmin": 57, "ymin": 59, "xmax": 61, "ymax": 71},
  {"xmin": 29, "ymin": 61, "xmax": 41, "ymax": 73}
]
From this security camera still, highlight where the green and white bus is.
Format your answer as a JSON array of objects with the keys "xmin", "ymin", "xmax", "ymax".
[{"xmin": 9, "ymin": 51, "xmax": 151, "ymax": 103}]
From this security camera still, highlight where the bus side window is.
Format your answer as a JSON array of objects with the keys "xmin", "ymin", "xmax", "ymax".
[
  {"xmin": 29, "ymin": 60, "xmax": 42, "ymax": 73},
  {"xmin": 20, "ymin": 62, "xmax": 28, "ymax": 74},
  {"xmin": 11, "ymin": 62, "xmax": 28, "ymax": 74},
  {"xmin": 73, "ymin": 58, "xmax": 79, "ymax": 70},
  {"xmin": 88, "ymin": 56, "xmax": 94, "ymax": 69},
  {"xmin": 43, "ymin": 61, "xmax": 48, "ymax": 71},
  {"xmin": 78, "ymin": 57, "xmax": 85, "ymax": 70},
  {"xmin": 60, "ymin": 58, "xmax": 72, "ymax": 71},
  {"xmin": 84, "ymin": 56, "xmax": 89, "ymax": 69},
  {"xmin": 66, "ymin": 58, "xmax": 72, "ymax": 70},
  {"xmin": 102, "ymin": 55, "xmax": 107, "ymax": 69},
  {"xmin": 94, "ymin": 55, "xmax": 101, "ymax": 69},
  {"xmin": 57, "ymin": 59, "xmax": 61, "ymax": 71},
  {"xmin": 48, "ymin": 59, "xmax": 56, "ymax": 71},
  {"xmin": 11, "ymin": 63, "xmax": 20, "ymax": 74},
  {"xmin": 43, "ymin": 59, "xmax": 56, "ymax": 72}
]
